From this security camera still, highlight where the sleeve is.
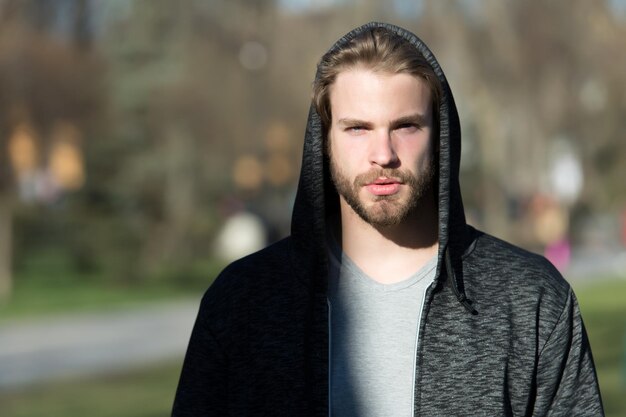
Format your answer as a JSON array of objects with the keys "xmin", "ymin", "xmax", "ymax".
[
  {"xmin": 171, "ymin": 295, "xmax": 228, "ymax": 417},
  {"xmin": 533, "ymin": 288, "xmax": 604, "ymax": 416}
]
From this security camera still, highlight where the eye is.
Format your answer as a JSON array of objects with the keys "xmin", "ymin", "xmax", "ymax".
[
  {"xmin": 396, "ymin": 123, "xmax": 420, "ymax": 133},
  {"xmin": 346, "ymin": 126, "xmax": 367, "ymax": 134}
]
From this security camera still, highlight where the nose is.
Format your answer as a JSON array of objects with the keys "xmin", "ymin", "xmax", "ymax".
[{"xmin": 368, "ymin": 130, "xmax": 399, "ymax": 168}]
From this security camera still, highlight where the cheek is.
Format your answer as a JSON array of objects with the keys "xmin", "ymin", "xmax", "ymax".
[
  {"xmin": 328, "ymin": 133, "xmax": 353, "ymax": 164},
  {"xmin": 397, "ymin": 139, "xmax": 428, "ymax": 160}
]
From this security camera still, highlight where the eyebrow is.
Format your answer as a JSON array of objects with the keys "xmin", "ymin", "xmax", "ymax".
[
  {"xmin": 336, "ymin": 118, "xmax": 372, "ymax": 128},
  {"xmin": 336, "ymin": 113, "xmax": 428, "ymax": 128},
  {"xmin": 391, "ymin": 113, "xmax": 428, "ymax": 128}
]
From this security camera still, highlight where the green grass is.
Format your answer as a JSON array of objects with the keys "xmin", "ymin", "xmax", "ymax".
[
  {"xmin": 0, "ymin": 361, "xmax": 184, "ymax": 417},
  {"xmin": 0, "ymin": 276, "xmax": 199, "ymax": 322},
  {"xmin": 0, "ymin": 248, "xmax": 220, "ymax": 321},
  {"xmin": 573, "ymin": 278, "xmax": 626, "ymax": 417}
]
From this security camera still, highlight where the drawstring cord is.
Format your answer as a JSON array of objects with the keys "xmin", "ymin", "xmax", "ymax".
[{"xmin": 444, "ymin": 246, "xmax": 478, "ymax": 315}]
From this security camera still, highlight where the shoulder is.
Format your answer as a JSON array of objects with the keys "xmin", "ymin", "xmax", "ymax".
[
  {"xmin": 215, "ymin": 237, "xmax": 293, "ymax": 282},
  {"xmin": 205, "ymin": 236, "xmax": 295, "ymax": 299},
  {"xmin": 466, "ymin": 230, "xmax": 569, "ymax": 291},
  {"xmin": 463, "ymin": 229, "xmax": 572, "ymax": 319},
  {"xmin": 196, "ymin": 236, "xmax": 305, "ymax": 323}
]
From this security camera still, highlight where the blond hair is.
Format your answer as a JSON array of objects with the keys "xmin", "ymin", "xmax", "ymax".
[{"xmin": 313, "ymin": 27, "xmax": 442, "ymax": 134}]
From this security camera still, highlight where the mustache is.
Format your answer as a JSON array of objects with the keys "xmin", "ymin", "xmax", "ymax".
[{"xmin": 354, "ymin": 168, "xmax": 415, "ymax": 186}]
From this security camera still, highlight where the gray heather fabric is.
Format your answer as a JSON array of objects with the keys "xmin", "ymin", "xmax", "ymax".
[
  {"xmin": 172, "ymin": 22, "xmax": 604, "ymax": 417},
  {"xmin": 327, "ymin": 244, "xmax": 437, "ymax": 417}
]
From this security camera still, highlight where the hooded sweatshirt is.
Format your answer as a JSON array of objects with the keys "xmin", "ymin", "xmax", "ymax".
[{"xmin": 172, "ymin": 22, "xmax": 604, "ymax": 416}]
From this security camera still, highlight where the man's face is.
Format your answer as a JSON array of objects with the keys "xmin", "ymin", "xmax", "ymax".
[{"xmin": 328, "ymin": 68, "xmax": 436, "ymax": 227}]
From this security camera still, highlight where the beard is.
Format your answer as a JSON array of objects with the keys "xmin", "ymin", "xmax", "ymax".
[{"xmin": 330, "ymin": 157, "xmax": 435, "ymax": 228}]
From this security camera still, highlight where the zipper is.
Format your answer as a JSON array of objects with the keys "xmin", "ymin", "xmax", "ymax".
[
  {"xmin": 412, "ymin": 282, "xmax": 436, "ymax": 417},
  {"xmin": 411, "ymin": 283, "xmax": 431, "ymax": 416},
  {"xmin": 327, "ymin": 297, "xmax": 332, "ymax": 417}
]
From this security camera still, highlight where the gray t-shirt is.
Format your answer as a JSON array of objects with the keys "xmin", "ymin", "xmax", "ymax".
[{"xmin": 327, "ymin": 241, "xmax": 437, "ymax": 417}]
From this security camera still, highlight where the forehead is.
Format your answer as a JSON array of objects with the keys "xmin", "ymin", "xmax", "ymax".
[{"xmin": 329, "ymin": 69, "xmax": 432, "ymax": 122}]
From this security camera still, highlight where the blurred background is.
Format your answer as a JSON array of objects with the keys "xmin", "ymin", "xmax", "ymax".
[{"xmin": 0, "ymin": 0, "xmax": 625, "ymax": 416}]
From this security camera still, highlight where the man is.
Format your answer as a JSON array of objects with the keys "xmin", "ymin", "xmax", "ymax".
[{"xmin": 172, "ymin": 22, "xmax": 603, "ymax": 416}]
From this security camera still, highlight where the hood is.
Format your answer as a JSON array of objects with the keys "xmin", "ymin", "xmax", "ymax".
[{"xmin": 290, "ymin": 22, "xmax": 475, "ymax": 313}]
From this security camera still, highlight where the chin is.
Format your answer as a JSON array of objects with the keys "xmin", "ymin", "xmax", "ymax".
[{"xmin": 358, "ymin": 200, "xmax": 413, "ymax": 227}]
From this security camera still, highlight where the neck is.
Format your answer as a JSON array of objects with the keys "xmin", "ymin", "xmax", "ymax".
[{"xmin": 337, "ymin": 192, "xmax": 439, "ymax": 284}]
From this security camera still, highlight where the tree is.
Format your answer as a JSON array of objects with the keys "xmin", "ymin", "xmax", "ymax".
[{"xmin": 0, "ymin": 0, "xmax": 103, "ymax": 299}]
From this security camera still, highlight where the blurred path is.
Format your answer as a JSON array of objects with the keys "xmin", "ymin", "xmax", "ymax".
[{"xmin": 0, "ymin": 300, "xmax": 199, "ymax": 390}]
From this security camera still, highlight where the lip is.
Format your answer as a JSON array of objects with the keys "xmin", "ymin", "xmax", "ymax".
[
  {"xmin": 365, "ymin": 177, "xmax": 402, "ymax": 196},
  {"xmin": 371, "ymin": 177, "xmax": 401, "ymax": 185}
]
